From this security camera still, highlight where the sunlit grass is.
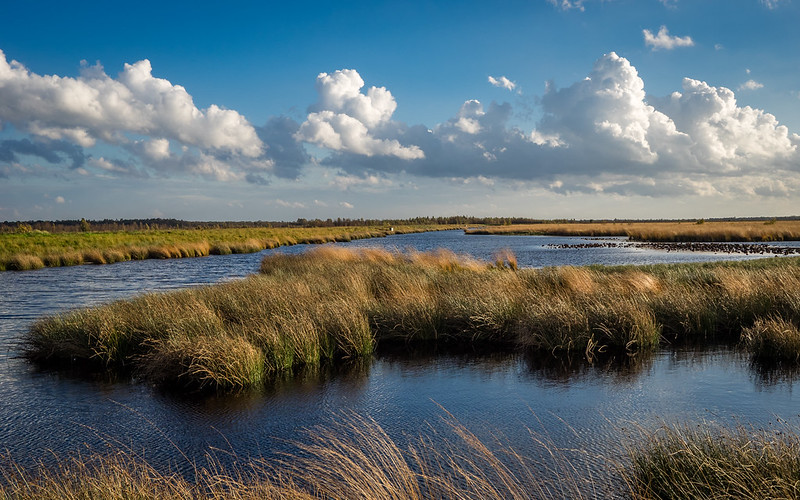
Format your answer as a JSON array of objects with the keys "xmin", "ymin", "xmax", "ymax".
[
  {"xmin": 24, "ymin": 247, "xmax": 800, "ymax": 392},
  {"xmin": 466, "ymin": 220, "xmax": 800, "ymax": 242},
  {"xmin": 0, "ymin": 411, "xmax": 615, "ymax": 499},
  {"xmin": 627, "ymin": 423, "xmax": 800, "ymax": 499},
  {"xmin": 0, "ymin": 224, "xmax": 456, "ymax": 271}
]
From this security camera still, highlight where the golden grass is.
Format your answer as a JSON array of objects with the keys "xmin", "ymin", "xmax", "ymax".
[
  {"xmin": 628, "ymin": 424, "xmax": 800, "ymax": 499},
  {"xmin": 0, "ymin": 224, "xmax": 458, "ymax": 271},
  {"xmin": 24, "ymin": 247, "xmax": 800, "ymax": 392},
  {"xmin": 0, "ymin": 412, "xmax": 613, "ymax": 499},
  {"xmin": 466, "ymin": 220, "xmax": 800, "ymax": 242}
]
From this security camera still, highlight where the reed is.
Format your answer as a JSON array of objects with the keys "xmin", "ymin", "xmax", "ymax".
[
  {"xmin": 0, "ymin": 412, "xmax": 613, "ymax": 499},
  {"xmin": 24, "ymin": 247, "xmax": 800, "ymax": 392},
  {"xmin": 466, "ymin": 220, "xmax": 800, "ymax": 242},
  {"xmin": 627, "ymin": 424, "xmax": 800, "ymax": 499},
  {"xmin": 741, "ymin": 317, "xmax": 800, "ymax": 362},
  {"xmin": 0, "ymin": 224, "xmax": 456, "ymax": 271}
]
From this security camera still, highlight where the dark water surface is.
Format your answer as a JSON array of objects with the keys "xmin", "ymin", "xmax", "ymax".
[{"xmin": 1, "ymin": 231, "xmax": 799, "ymax": 483}]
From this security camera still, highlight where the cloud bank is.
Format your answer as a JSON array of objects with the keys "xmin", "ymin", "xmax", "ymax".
[
  {"xmin": 0, "ymin": 50, "xmax": 307, "ymax": 183},
  {"xmin": 1, "ymin": 48, "xmax": 798, "ymax": 201},
  {"xmin": 315, "ymin": 53, "xmax": 799, "ymax": 198}
]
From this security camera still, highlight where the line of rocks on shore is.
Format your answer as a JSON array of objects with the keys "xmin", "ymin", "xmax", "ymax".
[{"xmin": 546, "ymin": 240, "xmax": 800, "ymax": 256}]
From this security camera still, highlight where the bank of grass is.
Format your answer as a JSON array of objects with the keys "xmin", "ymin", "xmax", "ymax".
[
  {"xmin": 0, "ymin": 224, "xmax": 455, "ymax": 271},
  {"xmin": 25, "ymin": 247, "xmax": 800, "ymax": 391},
  {"xmin": 628, "ymin": 424, "xmax": 800, "ymax": 499},
  {"xmin": 465, "ymin": 220, "xmax": 800, "ymax": 242}
]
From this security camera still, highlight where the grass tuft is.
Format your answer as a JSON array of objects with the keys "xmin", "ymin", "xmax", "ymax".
[{"xmin": 628, "ymin": 424, "xmax": 800, "ymax": 499}]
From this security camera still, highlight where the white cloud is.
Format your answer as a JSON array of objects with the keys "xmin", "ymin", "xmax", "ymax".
[
  {"xmin": 274, "ymin": 199, "xmax": 306, "ymax": 208},
  {"xmin": 643, "ymin": 26, "xmax": 695, "ymax": 50},
  {"xmin": 295, "ymin": 69, "xmax": 424, "ymax": 159},
  {"xmin": 339, "ymin": 201, "xmax": 354, "ymax": 209},
  {"xmin": 761, "ymin": 0, "xmax": 785, "ymax": 9},
  {"xmin": 0, "ymin": 51, "xmax": 263, "ymax": 156},
  {"xmin": 739, "ymin": 79, "xmax": 764, "ymax": 91},
  {"xmin": 488, "ymin": 76, "xmax": 516, "ymax": 91},
  {"xmin": 54, "ymin": 196, "xmax": 65, "ymax": 204},
  {"xmin": 324, "ymin": 52, "xmax": 799, "ymax": 199},
  {"xmin": 547, "ymin": 0, "xmax": 588, "ymax": 11}
]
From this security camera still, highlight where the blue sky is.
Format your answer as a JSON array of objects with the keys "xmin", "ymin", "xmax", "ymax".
[{"xmin": 1, "ymin": 0, "xmax": 799, "ymax": 221}]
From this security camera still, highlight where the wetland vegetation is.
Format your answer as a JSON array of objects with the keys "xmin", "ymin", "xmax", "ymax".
[
  {"xmin": 0, "ymin": 223, "xmax": 458, "ymax": 271},
  {"xmin": 25, "ymin": 247, "xmax": 800, "ymax": 392},
  {"xmin": 465, "ymin": 219, "xmax": 800, "ymax": 242},
  {"xmin": 3, "ymin": 412, "xmax": 799, "ymax": 499}
]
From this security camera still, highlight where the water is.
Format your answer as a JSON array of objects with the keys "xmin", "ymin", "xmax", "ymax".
[{"xmin": 1, "ymin": 230, "xmax": 799, "ymax": 485}]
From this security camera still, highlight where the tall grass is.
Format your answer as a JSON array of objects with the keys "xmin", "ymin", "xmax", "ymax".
[
  {"xmin": 466, "ymin": 220, "xmax": 800, "ymax": 242},
  {"xmin": 0, "ymin": 412, "xmax": 615, "ymax": 499},
  {"xmin": 627, "ymin": 424, "xmax": 800, "ymax": 499},
  {"xmin": 25, "ymin": 248, "xmax": 800, "ymax": 392},
  {"xmin": 0, "ymin": 224, "xmax": 456, "ymax": 271}
]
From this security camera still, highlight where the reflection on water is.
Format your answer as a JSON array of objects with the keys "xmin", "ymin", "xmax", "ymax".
[{"xmin": 1, "ymin": 230, "xmax": 799, "ymax": 482}]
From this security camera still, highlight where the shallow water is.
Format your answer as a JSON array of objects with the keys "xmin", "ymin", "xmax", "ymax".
[{"xmin": 1, "ymin": 230, "xmax": 798, "ymax": 483}]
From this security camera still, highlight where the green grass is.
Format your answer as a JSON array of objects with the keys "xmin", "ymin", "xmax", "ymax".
[
  {"xmin": 0, "ymin": 224, "xmax": 456, "ymax": 271},
  {"xmin": 24, "ymin": 248, "xmax": 800, "ymax": 392}
]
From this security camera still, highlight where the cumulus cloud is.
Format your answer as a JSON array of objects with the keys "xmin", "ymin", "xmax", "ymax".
[
  {"xmin": 488, "ymin": 76, "xmax": 516, "ymax": 91},
  {"xmin": 0, "ymin": 50, "xmax": 263, "ymax": 156},
  {"xmin": 54, "ymin": 196, "xmax": 65, "ymax": 204},
  {"xmin": 321, "ymin": 52, "xmax": 799, "ymax": 198},
  {"xmin": 295, "ymin": 69, "xmax": 424, "ymax": 159},
  {"xmin": 339, "ymin": 201, "xmax": 354, "ymax": 209},
  {"xmin": 643, "ymin": 26, "xmax": 694, "ymax": 50},
  {"xmin": 0, "ymin": 50, "xmax": 314, "ymax": 184},
  {"xmin": 739, "ymin": 79, "xmax": 764, "ymax": 91}
]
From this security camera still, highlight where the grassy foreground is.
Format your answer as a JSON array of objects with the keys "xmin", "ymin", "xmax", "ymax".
[
  {"xmin": 465, "ymin": 220, "xmax": 800, "ymax": 242},
  {"xmin": 3, "ymin": 413, "xmax": 799, "ymax": 499},
  {"xmin": 25, "ymin": 247, "xmax": 800, "ymax": 391},
  {"xmin": 0, "ymin": 224, "xmax": 455, "ymax": 271}
]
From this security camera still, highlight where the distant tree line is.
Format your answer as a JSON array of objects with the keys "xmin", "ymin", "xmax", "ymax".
[{"xmin": 2, "ymin": 215, "xmax": 799, "ymax": 234}]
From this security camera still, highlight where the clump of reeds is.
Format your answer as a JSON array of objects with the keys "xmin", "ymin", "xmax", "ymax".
[
  {"xmin": 627, "ymin": 424, "xmax": 800, "ymax": 499},
  {"xmin": 741, "ymin": 316, "xmax": 800, "ymax": 362},
  {"xmin": 3, "ymin": 254, "xmax": 45, "ymax": 271}
]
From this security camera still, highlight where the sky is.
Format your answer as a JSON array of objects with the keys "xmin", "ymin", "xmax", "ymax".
[{"xmin": 1, "ymin": 0, "xmax": 799, "ymax": 221}]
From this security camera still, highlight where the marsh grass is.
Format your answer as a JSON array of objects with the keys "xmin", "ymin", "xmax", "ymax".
[
  {"xmin": 0, "ymin": 412, "xmax": 616, "ymax": 499},
  {"xmin": 627, "ymin": 424, "xmax": 800, "ymax": 499},
  {"xmin": 25, "ymin": 247, "xmax": 800, "ymax": 391},
  {"xmin": 741, "ymin": 317, "xmax": 800, "ymax": 363},
  {"xmin": 466, "ymin": 220, "xmax": 800, "ymax": 242},
  {"xmin": 0, "ymin": 224, "xmax": 454, "ymax": 271}
]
